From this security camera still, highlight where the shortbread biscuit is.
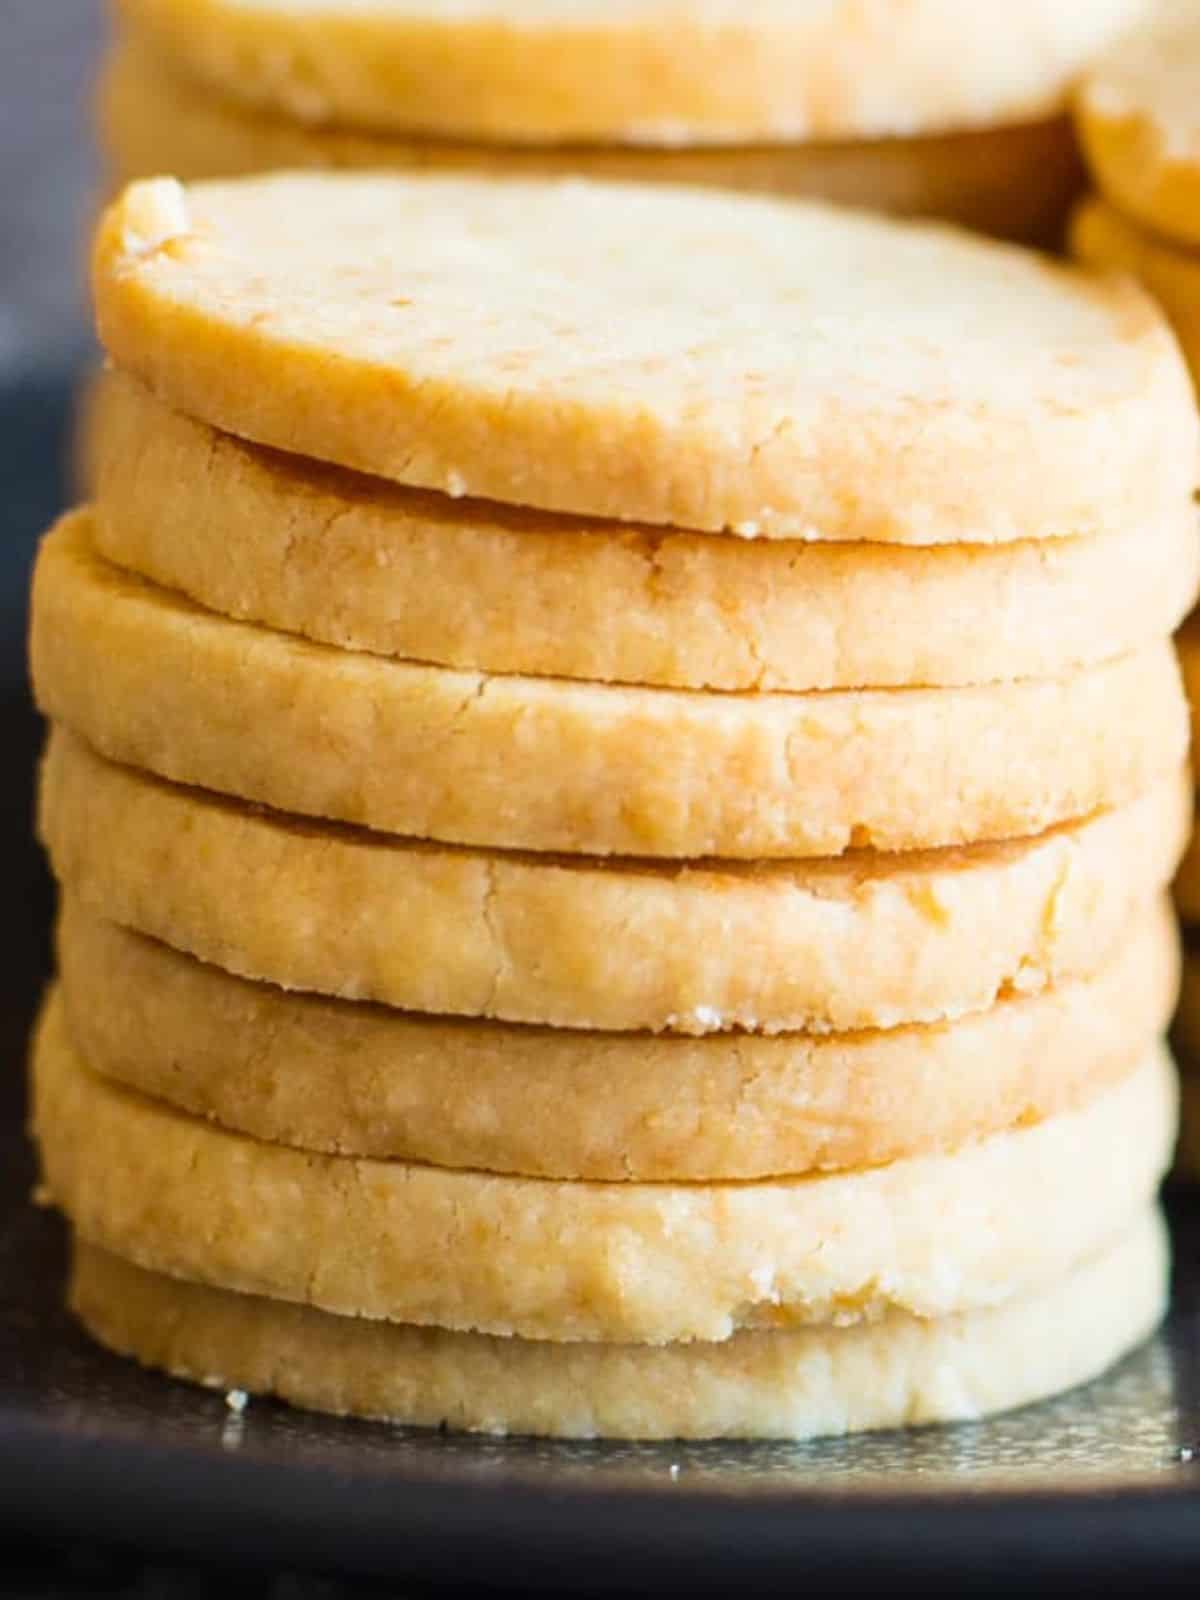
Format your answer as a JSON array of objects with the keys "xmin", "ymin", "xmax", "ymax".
[
  {"xmin": 88, "ymin": 374, "xmax": 1198, "ymax": 692},
  {"xmin": 98, "ymin": 43, "xmax": 1084, "ymax": 245},
  {"xmin": 92, "ymin": 174, "xmax": 1197, "ymax": 543},
  {"xmin": 58, "ymin": 899, "xmax": 1178, "ymax": 1181},
  {"xmin": 1072, "ymin": 197, "xmax": 1200, "ymax": 382},
  {"xmin": 32, "ymin": 518, "xmax": 1188, "ymax": 859},
  {"xmin": 115, "ymin": 0, "xmax": 1140, "ymax": 144},
  {"xmin": 1077, "ymin": 2, "xmax": 1200, "ymax": 248},
  {"xmin": 71, "ymin": 1212, "xmax": 1167, "ymax": 1440},
  {"xmin": 41, "ymin": 729, "xmax": 1188, "ymax": 1035},
  {"xmin": 33, "ymin": 998, "xmax": 1176, "ymax": 1344}
]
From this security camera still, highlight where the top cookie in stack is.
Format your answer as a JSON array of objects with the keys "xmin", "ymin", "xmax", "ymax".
[
  {"xmin": 99, "ymin": 0, "xmax": 1146, "ymax": 241},
  {"xmin": 30, "ymin": 173, "xmax": 1199, "ymax": 1440}
]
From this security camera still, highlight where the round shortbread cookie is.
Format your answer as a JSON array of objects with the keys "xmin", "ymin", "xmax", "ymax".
[
  {"xmin": 99, "ymin": 43, "xmax": 1085, "ymax": 246},
  {"xmin": 1077, "ymin": 2, "xmax": 1200, "ymax": 248},
  {"xmin": 87, "ymin": 374, "xmax": 1199, "ymax": 693},
  {"xmin": 71, "ymin": 1213, "xmax": 1167, "ymax": 1440},
  {"xmin": 114, "ymin": 0, "xmax": 1141, "ymax": 145},
  {"xmin": 57, "ymin": 899, "xmax": 1178, "ymax": 1181},
  {"xmin": 33, "ymin": 997, "xmax": 1176, "ymax": 1344},
  {"xmin": 41, "ymin": 728, "xmax": 1189, "ymax": 1035},
  {"xmin": 1072, "ymin": 197, "xmax": 1200, "ymax": 384},
  {"xmin": 32, "ymin": 518, "xmax": 1188, "ymax": 859},
  {"xmin": 92, "ymin": 173, "xmax": 1198, "ymax": 543}
]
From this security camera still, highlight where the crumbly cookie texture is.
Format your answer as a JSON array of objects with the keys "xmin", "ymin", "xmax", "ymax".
[
  {"xmin": 87, "ymin": 373, "xmax": 1197, "ymax": 693},
  {"xmin": 33, "ymin": 997, "xmax": 1175, "ymax": 1344},
  {"xmin": 92, "ymin": 173, "xmax": 1198, "ymax": 542},
  {"xmin": 115, "ymin": 0, "xmax": 1142, "ymax": 144},
  {"xmin": 31, "ymin": 517, "xmax": 1189, "ymax": 859},
  {"xmin": 98, "ymin": 42, "xmax": 1085, "ymax": 245},
  {"xmin": 71, "ymin": 1212, "xmax": 1167, "ymax": 1440},
  {"xmin": 58, "ymin": 899, "xmax": 1178, "ymax": 1182},
  {"xmin": 1072, "ymin": 197, "xmax": 1200, "ymax": 385},
  {"xmin": 1077, "ymin": 1, "xmax": 1200, "ymax": 247},
  {"xmin": 39, "ymin": 729, "xmax": 1190, "ymax": 1035}
]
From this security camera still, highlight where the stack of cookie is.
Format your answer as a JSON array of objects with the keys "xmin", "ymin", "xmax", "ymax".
[
  {"xmin": 96, "ymin": 0, "xmax": 1147, "ymax": 243},
  {"xmin": 30, "ymin": 172, "xmax": 1199, "ymax": 1439},
  {"xmin": 1071, "ymin": 1, "xmax": 1200, "ymax": 1173}
]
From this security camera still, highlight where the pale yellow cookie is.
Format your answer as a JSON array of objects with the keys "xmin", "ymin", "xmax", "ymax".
[
  {"xmin": 71, "ymin": 1212, "xmax": 1167, "ymax": 1440},
  {"xmin": 115, "ymin": 0, "xmax": 1141, "ymax": 144},
  {"xmin": 1077, "ymin": 1, "xmax": 1200, "ymax": 248},
  {"xmin": 41, "ymin": 729, "xmax": 1189, "ymax": 1035},
  {"xmin": 92, "ymin": 174, "xmax": 1198, "ymax": 543},
  {"xmin": 33, "ymin": 996, "xmax": 1176, "ymax": 1344},
  {"xmin": 98, "ymin": 42, "xmax": 1084, "ymax": 245},
  {"xmin": 32, "ymin": 517, "xmax": 1188, "ymax": 859},
  {"xmin": 1072, "ymin": 196, "xmax": 1200, "ymax": 384},
  {"xmin": 87, "ymin": 373, "xmax": 1199, "ymax": 693},
  {"xmin": 58, "ymin": 899, "xmax": 1178, "ymax": 1182}
]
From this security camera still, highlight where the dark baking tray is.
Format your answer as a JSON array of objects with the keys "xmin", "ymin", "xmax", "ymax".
[{"xmin": 1, "ymin": 369, "xmax": 1199, "ymax": 1595}]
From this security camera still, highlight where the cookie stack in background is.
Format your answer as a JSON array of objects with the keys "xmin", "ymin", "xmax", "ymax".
[
  {"xmin": 95, "ymin": 0, "xmax": 1151, "ymax": 243},
  {"xmin": 29, "ymin": 173, "xmax": 1199, "ymax": 1439},
  {"xmin": 1071, "ymin": 0, "xmax": 1200, "ymax": 1175}
]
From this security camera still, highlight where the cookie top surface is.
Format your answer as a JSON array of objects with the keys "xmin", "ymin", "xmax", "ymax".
[
  {"xmin": 1077, "ymin": 1, "xmax": 1200, "ymax": 243},
  {"xmin": 94, "ymin": 174, "xmax": 1198, "ymax": 542},
  {"xmin": 118, "ymin": 0, "xmax": 1145, "ymax": 144}
]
